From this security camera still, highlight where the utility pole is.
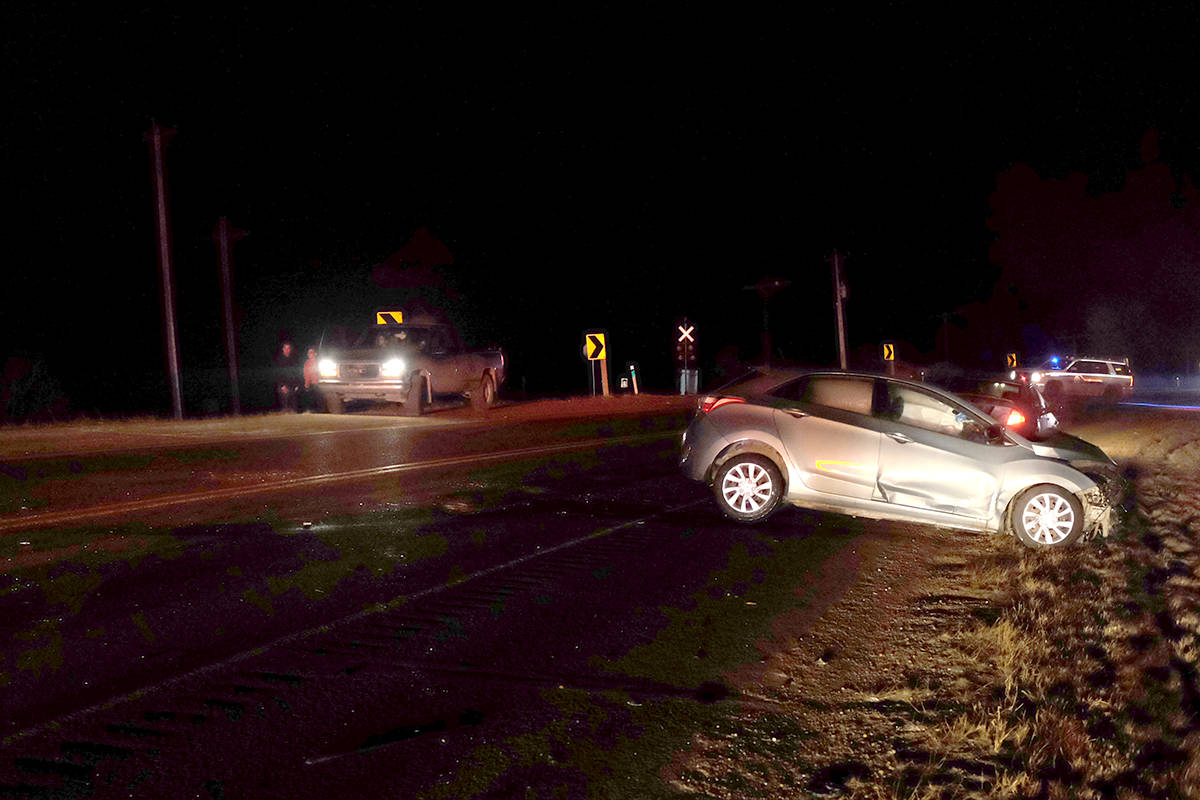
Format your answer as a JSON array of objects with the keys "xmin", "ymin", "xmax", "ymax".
[
  {"xmin": 146, "ymin": 122, "xmax": 183, "ymax": 419},
  {"xmin": 830, "ymin": 251, "xmax": 848, "ymax": 369},
  {"xmin": 213, "ymin": 217, "xmax": 247, "ymax": 415}
]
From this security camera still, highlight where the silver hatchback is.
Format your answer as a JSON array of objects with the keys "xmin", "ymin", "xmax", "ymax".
[{"xmin": 680, "ymin": 371, "xmax": 1113, "ymax": 548}]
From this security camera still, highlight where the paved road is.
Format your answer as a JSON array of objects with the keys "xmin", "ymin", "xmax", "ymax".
[{"xmin": 0, "ymin": 400, "xmax": 880, "ymax": 798}]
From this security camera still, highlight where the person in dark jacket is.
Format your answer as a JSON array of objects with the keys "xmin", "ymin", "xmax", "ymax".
[{"xmin": 274, "ymin": 340, "xmax": 302, "ymax": 412}]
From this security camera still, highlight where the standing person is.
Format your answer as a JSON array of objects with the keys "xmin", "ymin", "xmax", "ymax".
[
  {"xmin": 302, "ymin": 346, "xmax": 320, "ymax": 412},
  {"xmin": 274, "ymin": 340, "xmax": 302, "ymax": 412}
]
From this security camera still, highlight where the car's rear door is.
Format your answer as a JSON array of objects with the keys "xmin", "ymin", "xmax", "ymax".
[{"xmin": 769, "ymin": 375, "xmax": 881, "ymax": 500}]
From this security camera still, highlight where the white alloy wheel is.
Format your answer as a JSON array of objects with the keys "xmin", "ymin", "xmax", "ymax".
[
  {"xmin": 1013, "ymin": 485, "xmax": 1083, "ymax": 547},
  {"xmin": 713, "ymin": 455, "xmax": 782, "ymax": 523}
]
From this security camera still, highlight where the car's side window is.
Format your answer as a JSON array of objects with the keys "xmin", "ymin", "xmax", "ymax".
[
  {"xmin": 768, "ymin": 377, "xmax": 808, "ymax": 404},
  {"xmin": 430, "ymin": 329, "xmax": 451, "ymax": 355},
  {"xmin": 803, "ymin": 376, "xmax": 874, "ymax": 415},
  {"xmin": 1071, "ymin": 360, "xmax": 1108, "ymax": 374},
  {"xmin": 878, "ymin": 384, "xmax": 988, "ymax": 442}
]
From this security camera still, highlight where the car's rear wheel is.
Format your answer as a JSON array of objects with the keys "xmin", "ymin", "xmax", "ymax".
[
  {"xmin": 1012, "ymin": 485, "xmax": 1083, "ymax": 548},
  {"xmin": 713, "ymin": 454, "xmax": 783, "ymax": 523},
  {"xmin": 471, "ymin": 373, "xmax": 496, "ymax": 411}
]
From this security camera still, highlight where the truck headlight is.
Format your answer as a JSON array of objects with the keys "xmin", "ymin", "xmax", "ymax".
[
  {"xmin": 1031, "ymin": 371, "xmax": 1043, "ymax": 383},
  {"xmin": 319, "ymin": 358, "xmax": 338, "ymax": 378},
  {"xmin": 380, "ymin": 358, "xmax": 405, "ymax": 377}
]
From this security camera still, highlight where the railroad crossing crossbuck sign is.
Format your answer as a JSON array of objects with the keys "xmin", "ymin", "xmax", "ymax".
[
  {"xmin": 585, "ymin": 333, "xmax": 606, "ymax": 361},
  {"xmin": 677, "ymin": 323, "xmax": 694, "ymax": 343}
]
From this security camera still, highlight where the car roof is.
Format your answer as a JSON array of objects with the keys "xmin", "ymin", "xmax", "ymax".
[{"xmin": 721, "ymin": 368, "xmax": 971, "ymax": 405}]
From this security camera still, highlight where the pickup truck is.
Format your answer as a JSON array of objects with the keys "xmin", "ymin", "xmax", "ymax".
[{"xmin": 315, "ymin": 319, "xmax": 505, "ymax": 415}]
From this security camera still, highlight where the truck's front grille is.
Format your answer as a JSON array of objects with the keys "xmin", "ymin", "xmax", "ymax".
[{"xmin": 342, "ymin": 364, "xmax": 379, "ymax": 379}]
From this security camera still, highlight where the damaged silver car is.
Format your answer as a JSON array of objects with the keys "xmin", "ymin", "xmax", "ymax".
[{"xmin": 680, "ymin": 371, "xmax": 1115, "ymax": 548}]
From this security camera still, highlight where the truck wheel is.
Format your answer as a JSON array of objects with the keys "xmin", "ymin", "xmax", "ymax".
[
  {"xmin": 403, "ymin": 376, "xmax": 427, "ymax": 416},
  {"xmin": 471, "ymin": 373, "xmax": 496, "ymax": 411},
  {"xmin": 325, "ymin": 393, "xmax": 344, "ymax": 414}
]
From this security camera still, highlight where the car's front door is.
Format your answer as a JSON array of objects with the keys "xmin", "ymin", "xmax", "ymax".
[
  {"xmin": 872, "ymin": 381, "xmax": 1002, "ymax": 520},
  {"xmin": 770, "ymin": 375, "xmax": 881, "ymax": 500},
  {"xmin": 427, "ymin": 327, "xmax": 463, "ymax": 393},
  {"xmin": 1066, "ymin": 360, "xmax": 1111, "ymax": 398}
]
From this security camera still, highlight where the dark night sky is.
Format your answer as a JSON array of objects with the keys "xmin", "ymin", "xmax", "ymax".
[{"xmin": 4, "ymin": 5, "xmax": 1200, "ymax": 415}]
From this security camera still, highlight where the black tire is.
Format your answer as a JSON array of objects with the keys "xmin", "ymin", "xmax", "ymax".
[
  {"xmin": 712, "ymin": 454, "xmax": 783, "ymax": 523},
  {"xmin": 403, "ymin": 376, "xmax": 427, "ymax": 416},
  {"xmin": 471, "ymin": 373, "xmax": 496, "ymax": 411},
  {"xmin": 1011, "ymin": 484, "xmax": 1084, "ymax": 548},
  {"xmin": 324, "ymin": 393, "xmax": 344, "ymax": 414}
]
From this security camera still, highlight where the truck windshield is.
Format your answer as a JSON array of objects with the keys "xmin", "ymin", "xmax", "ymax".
[{"xmin": 353, "ymin": 326, "xmax": 432, "ymax": 350}]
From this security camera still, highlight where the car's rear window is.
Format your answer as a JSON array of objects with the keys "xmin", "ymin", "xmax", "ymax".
[{"xmin": 1112, "ymin": 363, "xmax": 1132, "ymax": 376}]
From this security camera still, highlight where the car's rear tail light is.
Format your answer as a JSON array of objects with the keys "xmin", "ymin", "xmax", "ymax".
[
  {"xmin": 1006, "ymin": 409, "xmax": 1026, "ymax": 427},
  {"xmin": 699, "ymin": 396, "xmax": 745, "ymax": 414}
]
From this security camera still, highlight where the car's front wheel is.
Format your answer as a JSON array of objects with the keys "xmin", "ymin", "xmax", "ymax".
[
  {"xmin": 403, "ymin": 376, "xmax": 427, "ymax": 417},
  {"xmin": 713, "ymin": 454, "xmax": 783, "ymax": 523},
  {"xmin": 1012, "ymin": 485, "xmax": 1083, "ymax": 547}
]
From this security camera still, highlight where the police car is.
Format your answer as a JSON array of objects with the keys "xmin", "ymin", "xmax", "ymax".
[{"xmin": 1014, "ymin": 356, "xmax": 1134, "ymax": 404}]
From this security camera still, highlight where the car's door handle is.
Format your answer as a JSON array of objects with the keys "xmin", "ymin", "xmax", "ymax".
[
  {"xmin": 887, "ymin": 432, "xmax": 913, "ymax": 444},
  {"xmin": 783, "ymin": 408, "xmax": 807, "ymax": 418}
]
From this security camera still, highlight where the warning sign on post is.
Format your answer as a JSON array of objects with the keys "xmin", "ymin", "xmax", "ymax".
[{"xmin": 585, "ymin": 333, "xmax": 606, "ymax": 361}]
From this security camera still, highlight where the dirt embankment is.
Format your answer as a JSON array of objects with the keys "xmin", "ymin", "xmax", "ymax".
[{"xmin": 665, "ymin": 410, "xmax": 1200, "ymax": 799}]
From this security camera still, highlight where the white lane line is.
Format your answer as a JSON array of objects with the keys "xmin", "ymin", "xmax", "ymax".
[{"xmin": 0, "ymin": 433, "xmax": 676, "ymax": 532}]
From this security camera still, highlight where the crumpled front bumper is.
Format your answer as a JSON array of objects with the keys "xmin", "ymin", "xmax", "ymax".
[{"xmin": 1081, "ymin": 485, "xmax": 1117, "ymax": 540}]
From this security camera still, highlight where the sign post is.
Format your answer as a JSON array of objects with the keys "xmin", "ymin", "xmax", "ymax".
[{"xmin": 675, "ymin": 319, "xmax": 698, "ymax": 394}]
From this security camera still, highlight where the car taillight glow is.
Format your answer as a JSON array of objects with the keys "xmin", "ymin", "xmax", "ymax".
[
  {"xmin": 699, "ymin": 396, "xmax": 745, "ymax": 414},
  {"xmin": 1006, "ymin": 409, "xmax": 1026, "ymax": 427}
]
